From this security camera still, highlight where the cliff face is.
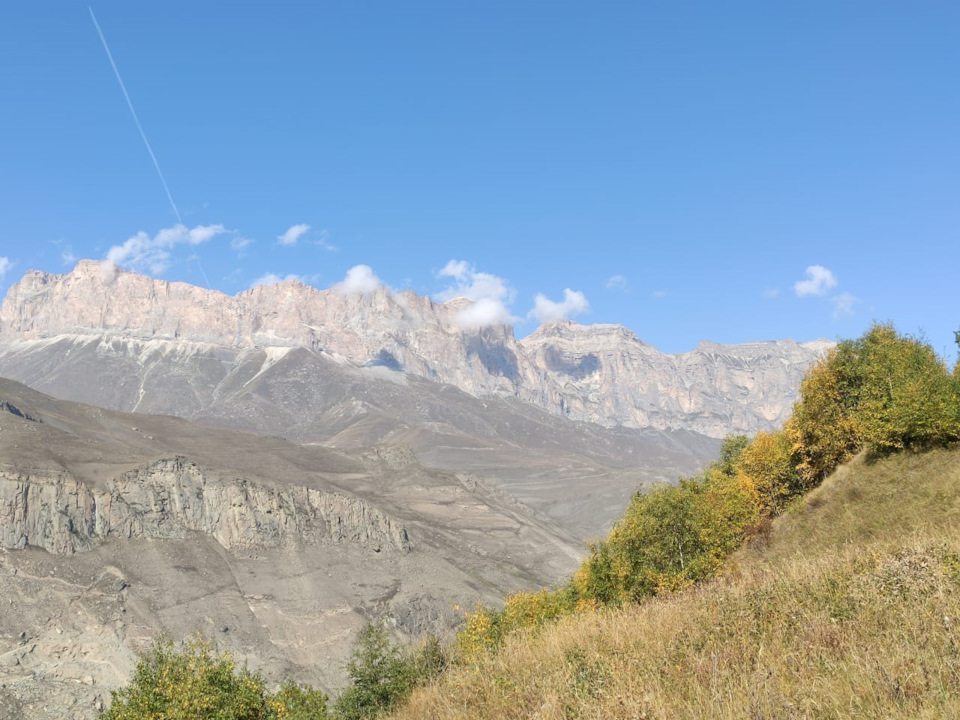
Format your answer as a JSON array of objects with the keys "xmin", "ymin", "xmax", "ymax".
[
  {"xmin": 0, "ymin": 457, "xmax": 410, "ymax": 557},
  {"xmin": 517, "ymin": 322, "xmax": 833, "ymax": 437},
  {"xmin": 0, "ymin": 260, "xmax": 829, "ymax": 437}
]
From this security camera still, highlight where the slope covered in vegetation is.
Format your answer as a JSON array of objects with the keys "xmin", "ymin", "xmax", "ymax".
[
  {"xmin": 391, "ymin": 447, "xmax": 960, "ymax": 719},
  {"xmin": 386, "ymin": 324, "xmax": 960, "ymax": 718}
]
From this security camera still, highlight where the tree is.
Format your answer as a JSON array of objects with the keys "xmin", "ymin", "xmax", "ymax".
[
  {"xmin": 100, "ymin": 636, "xmax": 328, "ymax": 720},
  {"xmin": 334, "ymin": 624, "xmax": 444, "ymax": 720}
]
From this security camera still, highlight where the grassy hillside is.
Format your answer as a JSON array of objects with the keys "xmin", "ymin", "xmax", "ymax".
[{"xmin": 389, "ymin": 448, "xmax": 960, "ymax": 719}]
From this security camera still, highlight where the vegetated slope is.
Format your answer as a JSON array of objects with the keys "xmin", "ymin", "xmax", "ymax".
[{"xmin": 390, "ymin": 447, "xmax": 960, "ymax": 720}]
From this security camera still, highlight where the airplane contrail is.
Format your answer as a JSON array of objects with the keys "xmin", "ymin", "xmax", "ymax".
[
  {"xmin": 89, "ymin": 7, "xmax": 213, "ymax": 289},
  {"xmin": 88, "ymin": 5, "xmax": 182, "ymax": 225}
]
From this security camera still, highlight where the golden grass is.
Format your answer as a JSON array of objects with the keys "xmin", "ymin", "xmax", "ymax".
[{"xmin": 389, "ymin": 448, "xmax": 960, "ymax": 719}]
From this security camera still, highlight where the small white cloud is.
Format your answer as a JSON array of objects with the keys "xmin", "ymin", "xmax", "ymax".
[
  {"xmin": 333, "ymin": 264, "xmax": 382, "ymax": 295},
  {"xmin": 604, "ymin": 274, "xmax": 628, "ymax": 291},
  {"xmin": 794, "ymin": 265, "xmax": 838, "ymax": 297},
  {"xmin": 0, "ymin": 257, "xmax": 11, "ymax": 279},
  {"xmin": 438, "ymin": 259, "xmax": 471, "ymax": 282},
  {"xmin": 454, "ymin": 298, "xmax": 517, "ymax": 328},
  {"xmin": 651, "ymin": 290, "xmax": 668, "ymax": 298},
  {"xmin": 435, "ymin": 260, "xmax": 518, "ymax": 329},
  {"xmin": 831, "ymin": 292, "xmax": 859, "ymax": 318},
  {"xmin": 435, "ymin": 260, "xmax": 514, "ymax": 304},
  {"xmin": 103, "ymin": 223, "xmax": 228, "ymax": 275},
  {"xmin": 61, "ymin": 248, "xmax": 77, "ymax": 266},
  {"xmin": 278, "ymin": 223, "xmax": 310, "ymax": 246},
  {"xmin": 314, "ymin": 228, "xmax": 336, "ymax": 251},
  {"xmin": 249, "ymin": 272, "xmax": 306, "ymax": 289},
  {"xmin": 231, "ymin": 236, "xmax": 254, "ymax": 251},
  {"xmin": 529, "ymin": 289, "xmax": 590, "ymax": 322},
  {"xmin": 762, "ymin": 287, "xmax": 780, "ymax": 299}
]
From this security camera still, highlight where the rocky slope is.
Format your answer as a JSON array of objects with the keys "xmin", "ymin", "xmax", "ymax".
[
  {"xmin": 0, "ymin": 260, "xmax": 829, "ymax": 438},
  {"xmin": 0, "ymin": 378, "xmax": 584, "ymax": 719}
]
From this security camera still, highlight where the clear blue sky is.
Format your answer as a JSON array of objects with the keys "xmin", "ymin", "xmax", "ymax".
[{"xmin": 1, "ymin": 2, "xmax": 958, "ymax": 358}]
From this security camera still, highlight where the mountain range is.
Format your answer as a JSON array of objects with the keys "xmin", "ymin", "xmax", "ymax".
[{"xmin": 0, "ymin": 260, "xmax": 829, "ymax": 718}]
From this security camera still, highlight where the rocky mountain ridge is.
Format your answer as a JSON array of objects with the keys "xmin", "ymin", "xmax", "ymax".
[{"xmin": 0, "ymin": 260, "xmax": 830, "ymax": 438}]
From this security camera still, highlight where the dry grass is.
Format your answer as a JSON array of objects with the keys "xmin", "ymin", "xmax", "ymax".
[{"xmin": 389, "ymin": 448, "xmax": 960, "ymax": 719}]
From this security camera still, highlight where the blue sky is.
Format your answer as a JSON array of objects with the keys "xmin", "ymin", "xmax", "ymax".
[{"xmin": 1, "ymin": 2, "xmax": 958, "ymax": 358}]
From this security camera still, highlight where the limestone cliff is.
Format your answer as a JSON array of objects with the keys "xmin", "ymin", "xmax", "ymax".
[
  {"xmin": 0, "ymin": 457, "xmax": 410, "ymax": 556},
  {"xmin": 0, "ymin": 261, "xmax": 829, "ymax": 437}
]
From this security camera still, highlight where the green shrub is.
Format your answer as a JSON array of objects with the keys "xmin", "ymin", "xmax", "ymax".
[
  {"xmin": 100, "ymin": 636, "xmax": 329, "ymax": 720},
  {"xmin": 846, "ymin": 324, "xmax": 960, "ymax": 454},
  {"xmin": 333, "ymin": 624, "xmax": 446, "ymax": 720},
  {"xmin": 572, "ymin": 461, "xmax": 759, "ymax": 605}
]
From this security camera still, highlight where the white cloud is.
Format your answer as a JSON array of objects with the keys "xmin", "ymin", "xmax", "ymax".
[
  {"xmin": 794, "ymin": 265, "xmax": 838, "ymax": 297},
  {"xmin": 314, "ymin": 228, "xmax": 336, "ymax": 251},
  {"xmin": 249, "ymin": 272, "xmax": 305, "ymax": 289},
  {"xmin": 231, "ymin": 236, "xmax": 254, "ymax": 251},
  {"xmin": 763, "ymin": 287, "xmax": 780, "ymax": 299},
  {"xmin": 529, "ymin": 289, "xmax": 590, "ymax": 322},
  {"xmin": 651, "ymin": 290, "xmax": 668, "ymax": 298},
  {"xmin": 103, "ymin": 223, "xmax": 227, "ymax": 275},
  {"xmin": 435, "ymin": 260, "xmax": 517, "ymax": 328},
  {"xmin": 435, "ymin": 260, "xmax": 514, "ymax": 304},
  {"xmin": 604, "ymin": 274, "xmax": 628, "ymax": 291},
  {"xmin": 454, "ymin": 298, "xmax": 517, "ymax": 328},
  {"xmin": 278, "ymin": 223, "xmax": 310, "ymax": 246},
  {"xmin": 333, "ymin": 264, "xmax": 382, "ymax": 295},
  {"xmin": 831, "ymin": 291, "xmax": 859, "ymax": 318},
  {"xmin": 61, "ymin": 248, "xmax": 77, "ymax": 266},
  {"xmin": 0, "ymin": 257, "xmax": 11, "ymax": 279},
  {"xmin": 438, "ymin": 259, "xmax": 470, "ymax": 282}
]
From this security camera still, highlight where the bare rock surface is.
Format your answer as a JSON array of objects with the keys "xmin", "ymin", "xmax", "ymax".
[{"xmin": 0, "ymin": 378, "xmax": 583, "ymax": 719}]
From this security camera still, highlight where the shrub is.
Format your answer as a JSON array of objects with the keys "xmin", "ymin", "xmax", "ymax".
[
  {"xmin": 734, "ymin": 427, "xmax": 803, "ymax": 514},
  {"xmin": 790, "ymin": 350, "xmax": 862, "ymax": 485},
  {"xmin": 333, "ymin": 624, "xmax": 446, "ymax": 720},
  {"xmin": 572, "ymin": 460, "xmax": 759, "ymax": 606},
  {"xmin": 456, "ymin": 587, "xmax": 576, "ymax": 661},
  {"xmin": 100, "ymin": 636, "xmax": 329, "ymax": 720},
  {"xmin": 846, "ymin": 324, "xmax": 960, "ymax": 454}
]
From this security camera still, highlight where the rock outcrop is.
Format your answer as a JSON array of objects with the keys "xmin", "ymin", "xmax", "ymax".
[
  {"xmin": 0, "ymin": 261, "xmax": 829, "ymax": 438},
  {"xmin": 518, "ymin": 321, "xmax": 833, "ymax": 437},
  {"xmin": 0, "ymin": 457, "xmax": 410, "ymax": 556}
]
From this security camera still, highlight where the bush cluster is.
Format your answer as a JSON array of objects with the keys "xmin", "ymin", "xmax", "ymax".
[
  {"xmin": 102, "ymin": 626, "xmax": 444, "ymax": 720},
  {"xmin": 101, "ymin": 636, "xmax": 329, "ymax": 720}
]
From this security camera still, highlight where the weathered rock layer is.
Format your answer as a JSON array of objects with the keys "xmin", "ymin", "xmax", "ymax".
[{"xmin": 0, "ymin": 457, "xmax": 410, "ymax": 556}]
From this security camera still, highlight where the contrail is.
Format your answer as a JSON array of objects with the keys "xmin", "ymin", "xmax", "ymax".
[
  {"xmin": 88, "ymin": 5, "xmax": 182, "ymax": 225},
  {"xmin": 89, "ymin": 7, "xmax": 212, "ymax": 289}
]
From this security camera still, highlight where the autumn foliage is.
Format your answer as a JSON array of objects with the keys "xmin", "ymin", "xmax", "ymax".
[
  {"xmin": 457, "ymin": 323, "xmax": 960, "ymax": 656},
  {"xmin": 101, "ymin": 636, "xmax": 329, "ymax": 720}
]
